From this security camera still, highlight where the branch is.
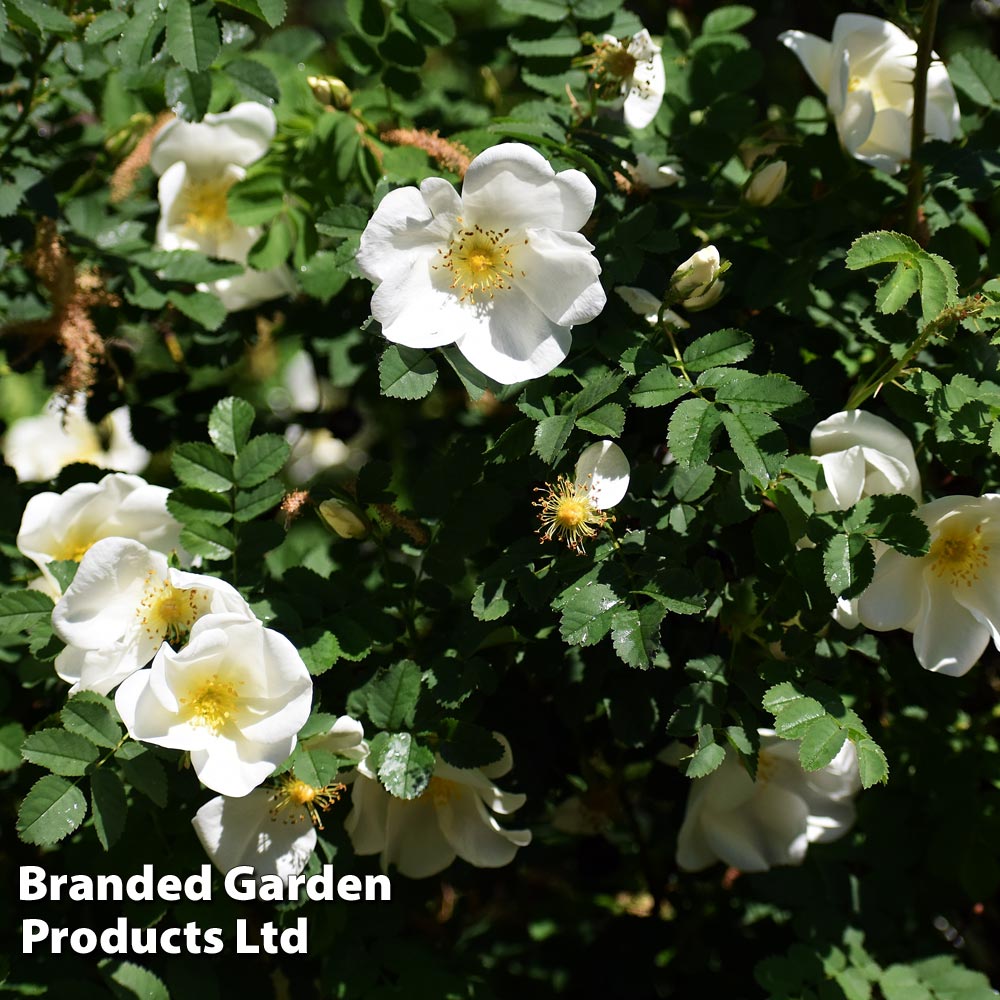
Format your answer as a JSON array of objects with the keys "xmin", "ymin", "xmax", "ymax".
[{"xmin": 903, "ymin": 0, "xmax": 941, "ymax": 239}]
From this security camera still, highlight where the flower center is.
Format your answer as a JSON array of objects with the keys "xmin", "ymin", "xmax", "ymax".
[
  {"xmin": 603, "ymin": 45, "xmax": 637, "ymax": 80},
  {"xmin": 425, "ymin": 776, "xmax": 461, "ymax": 806},
  {"xmin": 533, "ymin": 475, "xmax": 609, "ymax": 555},
  {"xmin": 57, "ymin": 537, "xmax": 95, "ymax": 562},
  {"xmin": 929, "ymin": 525, "xmax": 990, "ymax": 587},
  {"xmin": 176, "ymin": 176, "xmax": 237, "ymax": 238},
  {"xmin": 181, "ymin": 674, "xmax": 241, "ymax": 733},
  {"xmin": 138, "ymin": 575, "xmax": 210, "ymax": 646},
  {"xmin": 270, "ymin": 774, "xmax": 346, "ymax": 829},
  {"xmin": 437, "ymin": 222, "xmax": 518, "ymax": 302},
  {"xmin": 847, "ymin": 74, "xmax": 863, "ymax": 93}
]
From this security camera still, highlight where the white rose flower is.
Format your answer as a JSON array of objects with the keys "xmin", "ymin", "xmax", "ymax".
[
  {"xmin": 284, "ymin": 426, "xmax": 353, "ymax": 483},
  {"xmin": 356, "ymin": 142, "xmax": 606, "ymax": 385},
  {"xmin": 857, "ymin": 493, "xmax": 1000, "ymax": 677},
  {"xmin": 302, "ymin": 714, "xmax": 368, "ymax": 764},
  {"xmin": 345, "ymin": 734, "xmax": 531, "ymax": 878},
  {"xmin": 669, "ymin": 246, "xmax": 724, "ymax": 311},
  {"xmin": 3, "ymin": 395, "xmax": 148, "ymax": 483},
  {"xmin": 17, "ymin": 473, "xmax": 184, "ymax": 593},
  {"xmin": 616, "ymin": 285, "xmax": 689, "ymax": 329},
  {"xmin": 150, "ymin": 102, "xmax": 296, "ymax": 312},
  {"xmin": 622, "ymin": 153, "xmax": 681, "ymax": 189},
  {"xmin": 535, "ymin": 440, "xmax": 630, "ymax": 553},
  {"xmin": 676, "ymin": 731, "xmax": 861, "ymax": 873},
  {"xmin": 601, "ymin": 30, "xmax": 666, "ymax": 129},
  {"xmin": 193, "ymin": 788, "xmax": 317, "ymax": 880},
  {"xmin": 52, "ymin": 537, "xmax": 254, "ymax": 695},
  {"xmin": 116, "ymin": 613, "xmax": 313, "ymax": 797},
  {"xmin": 744, "ymin": 160, "xmax": 787, "ymax": 207},
  {"xmin": 810, "ymin": 410, "xmax": 922, "ymax": 628},
  {"xmin": 779, "ymin": 14, "xmax": 960, "ymax": 175},
  {"xmin": 811, "ymin": 410, "xmax": 922, "ymax": 514}
]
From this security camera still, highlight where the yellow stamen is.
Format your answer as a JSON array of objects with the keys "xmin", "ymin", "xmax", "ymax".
[
  {"xmin": 425, "ymin": 776, "xmax": 461, "ymax": 807},
  {"xmin": 929, "ymin": 524, "xmax": 990, "ymax": 587},
  {"xmin": 175, "ymin": 176, "xmax": 237, "ymax": 239},
  {"xmin": 435, "ymin": 223, "xmax": 520, "ymax": 302},
  {"xmin": 180, "ymin": 674, "xmax": 241, "ymax": 733},
  {"xmin": 137, "ymin": 574, "xmax": 210, "ymax": 646},
  {"xmin": 270, "ymin": 773, "xmax": 346, "ymax": 829},
  {"xmin": 533, "ymin": 474, "xmax": 609, "ymax": 555}
]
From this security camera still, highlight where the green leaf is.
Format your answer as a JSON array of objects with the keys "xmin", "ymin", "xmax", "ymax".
[
  {"xmin": 702, "ymin": 4, "xmax": 755, "ymax": 33},
  {"xmin": 366, "ymin": 659, "xmax": 422, "ymax": 730},
  {"xmin": 103, "ymin": 961, "xmax": 171, "ymax": 1000},
  {"xmin": 287, "ymin": 746, "xmax": 345, "ymax": 787},
  {"xmin": 668, "ymin": 398, "xmax": 721, "ymax": 467},
  {"xmin": 21, "ymin": 729, "xmax": 99, "ymax": 776},
  {"xmin": 576, "ymin": 402, "xmax": 625, "ymax": 437},
  {"xmin": 227, "ymin": 172, "xmax": 285, "ymax": 226},
  {"xmin": 118, "ymin": 749, "xmax": 168, "ymax": 807},
  {"xmin": 209, "ymin": 396, "xmax": 255, "ymax": 456},
  {"xmin": 62, "ymin": 694, "xmax": 122, "ymax": 749},
  {"xmin": 681, "ymin": 328, "xmax": 753, "ymax": 372},
  {"xmin": 0, "ymin": 721, "xmax": 27, "ymax": 771},
  {"xmin": 405, "ymin": 0, "xmax": 456, "ymax": 44},
  {"xmin": 234, "ymin": 478, "xmax": 285, "ymax": 521},
  {"xmin": 630, "ymin": 364, "xmax": 688, "ymax": 408},
  {"xmin": 166, "ymin": 0, "xmax": 221, "ymax": 73},
  {"xmin": 916, "ymin": 253, "xmax": 959, "ymax": 323},
  {"xmin": 823, "ymin": 534, "xmax": 875, "ymax": 598},
  {"xmin": 179, "ymin": 521, "xmax": 236, "ymax": 561},
  {"xmin": 439, "ymin": 721, "xmax": 504, "ymax": 769},
  {"xmin": 374, "ymin": 732, "xmax": 435, "ymax": 799},
  {"xmin": 233, "ymin": 433, "xmax": 291, "ymax": 487},
  {"xmin": 532, "ymin": 413, "xmax": 575, "ymax": 464},
  {"xmin": 226, "ymin": 57, "xmax": 281, "ymax": 105},
  {"xmin": 18, "ymin": 775, "xmax": 87, "ymax": 845},
  {"xmin": 378, "ymin": 345, "xmax": 439, "ymax": 400},
  {"xmin": 948, "ymin": 47, "xmax": 1000, "ymax": 107},
  {"xmin": 218, "ymin": 0, "xmax": 286, "ymax": 27},
  {"xmin": 845, "ymin": 231, "xmax": 923, "ymax": 269},
  {"xmin": 716, "ymin": 373, "xmax": 806, "ymax": 412},
  {"xmin": 299, "ymin": 251, "xmax": 348, "ymax": 303},
  {"xmin": 165, "ymin": 66, "xmax": 212, "ymax": 121},
  {"xmin": 610, "ymin": 606, "xmax": 662, "ymax": 669},
  {"xmin": 856, "ymin": 738, "xmax": 889, "ymax": 788},
  {"xmin": 797, "ymin": 716, "xmax": 847, "ymax": 771},
  {"xmin": 509, "ymin": 24, "xmax": 581, "ymax": 58},
  {"xmin": 172, "ymin": 442, "xmax": 234, "ymax": 492},
  {"xmin": 299, "ymin": 630, "xmax": 342, "ymax": 675},
  {"xmin": 685, "ymin": 728, "xmax": 727, "ymax": 778},
  {"xmin": 472, "ymin": 578, "xmax": 510, "ymax": 621},
  {"xmin": 0, "ymin": 590, "xmax": 54, "ymax": 634},
  {"xmin": 315, "ymin": 203, "xmax": 370, "ymax": 237},
  {"xmin": 497, "ymin": 0, "xmax": 568, "ymax": 21},
  {"xmin": 8, "ymin": 0, "xmax": 74, "ymax": 33},
  {"xmin": 167, "ymin": 487, "xmax": 233, "ymax": 526},
  {"xmin": 557, "ymin": 582, "xmax": 623, "ymax": 646},
  {"xmin": 85, "ymin": 8, "xmax": 129, "ymax": 43},
  {"xmin": 347, "ymin": 0, "xmax": 386, "ymax": 37},
  {"xmin": 874, "ymin": 263, "xmax": 920, "ymax": 314},
  {"xmin": 167, "ymin": 289, "xmax": 227, "ymax": 330},
  {"xmin": 721, "ymin": 409, "xmax": 784, "ymax": 482},
  {"xmin": 90, "ymin": 769, "xmax": 127, "ymax": 851}
]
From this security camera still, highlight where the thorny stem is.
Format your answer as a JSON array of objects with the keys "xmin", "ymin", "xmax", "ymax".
[
  {"xmin": 903, "ymin": 0, "xmax": 941, "ymax": 239},
  {"xmin": 845, "ymin": 296, "xmax": 988, "ymax": 410}
]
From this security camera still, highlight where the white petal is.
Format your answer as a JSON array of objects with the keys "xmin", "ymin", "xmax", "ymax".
[
  {"xmin": 912, "ymin": 578, "xmax": 991, "ymax": 676},
  {"xmin": 344, "ymin": 775, "xmax": 390, "ymax": 856},
  {"xmin": 56, "ymin": 643, "xmax": 140, "ymax": 696},
  {"xmin": 616, "ymin": 285, "xmax": 662, "ymax": 322},
  {"xmin": 191, "ymin": 733, "xmax": 293, "ymax": 797},
  {"xmin": 856, "ymin": 549, "xmax": 924, "ymax": 631},
  {"xmin": 518, "ymin": 228, "xmax": 605, "ymax": 326},
  {"xmin": 461, "ymin": 143, "xmax": 596, "ymax": 233},
  {"xmin": 814, "ymin": 448, "xmax": 866, "ymax": 511},
  {"xmin": 575, "ymin": 440, "xmax": 630, "ymax": 509},
  {"xmin": 455, "ymin": 287, "xmax": 571, "ymax": 384},
  {"xmin": 52, "ymin": 538, "xmax": 162, "ymax": 650},
  {"xmin": 437, "ymin": 792, "xmax": 529, "ymax": 869},
  {"xmin": 208, "ymin": 265, "xmax": 296, "ymax": 312},
  {"xmin": 150, "ymin": 102, "xmax": 276, "ymax": 175},
  {"xmin": 746, "ymin": 782, "xmax": 812, "ymax": 866},
  {"xmin": 383, "ymin": 796, "xmax": 456, "ymax": 878},
  {"xmin": 193, "ymin": 790, "xmax": 317, "ymax": 879},
  {"xmin": 356, "ymin": 186, "xmax": 448, "ymax": 285},
  {"xmin": 837, "ymin": 87, "xmax": 877, "ymax": 158},
  {"xmin": 778, "ymin": 30, "xmax": 834, "ymax": 94},
  {"xmin": 372, "ymin": 254, "xmax": 466, "ymax": 349},
  {"xmin": 622, "ymin": 49, "xmax": 665, "ymax": 130}
]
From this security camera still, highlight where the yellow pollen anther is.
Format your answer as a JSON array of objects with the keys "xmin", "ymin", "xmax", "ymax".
[
  {"xmin": 435, "ymin": 224, "xmax": 517, "ymax": 302},
  {"xmin": 425, "ymin": 776, "xmax": 461, "ymax": 806},
  {"xmin": 58, "ymin": 538, "xmax": 95, "ymax": 562},
  {"xmin": 270, "ymin": 773, "xmax": 346, "ymax": 829},
  {"xmin": 176, "ymin": 176, "xmax": 237, "ymax": 238},
  {"xmin": 137, "ymin": 575, "xmax": 210, "ymax": 646},
  {"xmin": 533, "ymin": 474, "xmax": 609, "ymax": 555},
  {"xmin": 180, "ymin": 674, "xmax": 241, "ymax": 734},
  {"xmin": 929, "ymin": 525, "xmax": 990, "ymax": 587},
  {"xmin": 847, "ymin": 74, "xmax": 862, "ymax": 93}
]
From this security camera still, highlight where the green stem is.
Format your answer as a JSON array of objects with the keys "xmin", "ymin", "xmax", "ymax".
[
  {"xmin": 845, "ymin": 296, "xmax": 986, "ymax": 410},
  {"xmin": 902, "ymin": 0, "xmax": 941, "ymax": 239}
]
